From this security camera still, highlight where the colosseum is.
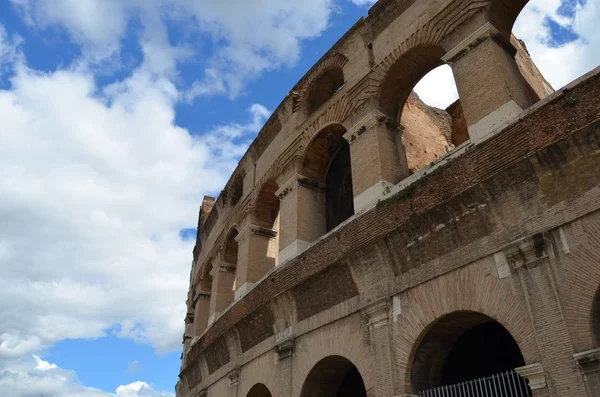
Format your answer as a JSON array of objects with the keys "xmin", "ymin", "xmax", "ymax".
[{"xmin": 176, "ymin": 0, "xmax": 600, "ymax": 396}]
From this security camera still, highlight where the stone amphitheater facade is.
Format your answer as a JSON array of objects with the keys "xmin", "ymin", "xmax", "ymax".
[{"xmin": 177, "ymin": 0, "xmax": 600, "ymax": 396}]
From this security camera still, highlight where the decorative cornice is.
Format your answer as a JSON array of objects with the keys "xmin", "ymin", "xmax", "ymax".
[
  {"xmin": 275, "ymin": 338, "xmax": 295, "ymax": 360},
  {"xmin": 235, "ymin": 222, "xmax": 277, "ymax": 243},
  {"xmin": 227, "ymin": 367, "xmax": 240, "ymax": 387},
  {"xmin": 574, "ymin": 348, "xmax": 600, "ymax": 373},
  {"xmin": 343, "ymin": 110, "xmax": 402, "ymax": 144},
  {"xmin": 275, "ymin": 174, "xmax": 325, "ymax": 199},
  {"xmin": 515, "ymin": 363, "xmax": 546, "ymax": 390},
  {"xmin": 442, "ymin": 22, "xmax": 516, "ymax": 65},
  {"xmin": 361, "ymin": 298, "xmax": 391, "ymax": 329},
  {"xmin": 209, "ymin": 260, "xmax": 235, "ymax": 277},
  {"xmin": 502, "ymin": 233, "xmax": 551, "ymax": 269}
]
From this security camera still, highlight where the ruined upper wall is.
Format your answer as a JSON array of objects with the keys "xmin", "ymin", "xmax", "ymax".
[
  {"xmin": 192, "ymin": 0, "xmax": 543, "ymax": 279},
  {"xmin": 180, "ymin": 5, "xmax": 568, "ymax": 374}
]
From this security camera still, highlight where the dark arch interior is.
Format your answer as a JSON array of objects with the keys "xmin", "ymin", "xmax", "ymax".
[
  {"xmin": 488, "ymin": 0, "xmax": 530, "ymax": 38},
  {"xmin": 411, "ymin": 312, "xmax": 526, "ymax": 393},
  {"xmin": 247, "ymin": 383, "xmax": 272, "ymax": 397},
  {"xmin": 300, "ymin": 355, "xmax": 366, "ymax": 397},
  {"xmin": 326, "ymin": 143, "xmax": 354, "ymax": 231},
  {"xmin": 230, "ymin": 175, "xmax": 243, "ymax": 206},
  {"xmin": 442, "ymin": 322, "xmax": 526, "ymax": 385},
  {"xmin": 592, "ymin": 287, "xmax": 600, "ymax": 345},
  {"xmin": 303, "ymin": 124, "xmax": 354, "ymax": 232},
  {"xmin": 223, "ymin": 229, "xmax": 239, "ymax": 265},
  {"xmin": 307, "ymin": 67, "xmax": 344, "ymax": 114},
  {"xmin": 254, "ymin": 180, "xmax": 280, "ymax": 229}
]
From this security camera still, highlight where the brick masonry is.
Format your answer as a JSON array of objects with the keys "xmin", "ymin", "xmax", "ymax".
[{"xmin": 178, "ymin": 0, "xmax": 600, "ymax": 396}]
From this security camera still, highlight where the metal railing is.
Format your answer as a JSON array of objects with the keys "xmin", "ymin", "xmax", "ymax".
[{"xmin": 418, "ymin": 370, "xmax": 532, "ymax": 397}]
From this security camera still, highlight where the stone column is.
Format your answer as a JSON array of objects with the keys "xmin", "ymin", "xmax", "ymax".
[
  {"xmin": 361, "ymin": 298, "xmax": 395, "ymax": 397},
  {"xmin": 208, "ymin": 261, "xmax": 236, "ymax": 325},
  {"xmin": 275, "ymin": 333, "xmax": 294, "ymax": 397},
  {"xmin": 193, "ymin": 290, "xmax": 211, "ymax": 336},
  {"xmin": 227, "ymin": 368, "xmax": 240, "ymax": 397},
  {"xmin": 234, "ymin": 220, "xmax": 278, "ymax": 300},
  {"xmin": 344, "ymin": 110, "xmax": 409, "ymax": 212},
  {"xmin": 500, "ymin": 233, "xmax": 587, "ymax": 396},
  {"xmin": 276, "ymin": 174, "xmax": 326, "ymax": 264},
  {"xmin": 443, "ymin": 22, "xmax": 533, "ymax": 142},
  {"xmin": 574, "ymin": 349, "xmax": 600, "ymax": 396}
]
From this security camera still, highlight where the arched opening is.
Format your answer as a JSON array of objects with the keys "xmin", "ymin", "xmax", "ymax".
[
  {"xmin": 410, "ymin": 311, "xmax": 529, "ymax": 395},
  {"xmin": 230, "ymin": 174, "xmax": 243, "ymax": 207},
  {"xmin": 247, "ymin": 383, "xmax": 272, "ymax": 397},
  {"xmin": 300, "ymin": 355, "xmax": 367, "ymax": 397},
  {"xmin": 488, "ymin": 0, "xmax": 530, "ymax": 39},
  {"xmin": 252, "ymin": 179, "xmax": 280, "ymax": 268},
  {"xmin": 303, "ymin": 124, "xmax": 354, "ymax": 232},
  {"xmin": 223, "ymin": 228, "xmax": 239, "ymax": 266},
  {"xmin": 379, "ymin": 45, "xmax": 468, "ymax": 174},
  {"xmin": 307, "ymin": 67, "xmax": 345, "ymax": 115}
]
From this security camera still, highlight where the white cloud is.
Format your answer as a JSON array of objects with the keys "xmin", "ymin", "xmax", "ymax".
[
  {"xmin": 513, "ymin": 0, "xmax": 600, "ymax": 89},
  {"xmin": 0, "ymin": 25, "xmax": 22, "ymax": 75},
  {"xmin": 0, "ymin": 57, "xmax": 269, "ymax": 361},
  {"xmin": 0, "ymin": 355, "xmax": 173, "ymax": 397},
  {"xmin": 413, "ymin": 65, "xmax": 459, "ymax": 108},
  {"xmin": 9, "ymin": 0, "xmax": 334, "ymax": 97}
]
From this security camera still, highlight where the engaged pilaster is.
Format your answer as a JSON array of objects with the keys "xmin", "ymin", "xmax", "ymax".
[
  {"xmin": 574, "ymin": 349, "xmax": 600, "ymax": 396},
  {"xmin": 344, "ymin": 110, "xmax": 410, "ymax": 212},
  {"xmin": 234, "ymin": 219, "xmax": 278, "ymax": 300},
  {"xmin": 443, "ymin": 23, "xmax": 532, "ymax": 142},
  {"xmin": 193, "ymin": 289, "xmax": 211, "ymax": 336},
  {"xmin": 498, "ymin": 233, "xmax": 587, "ymax": 396},
  {"xmin": 276, "ymin": 174, "xmax": 326, "ymax": 264},
  {"xmin": 361, "ymin": 298, "xmax": 396, "ymax": 397},
  {"xmin": 208, "ymin": 261, "xmax": 236, "ymax": 325}
]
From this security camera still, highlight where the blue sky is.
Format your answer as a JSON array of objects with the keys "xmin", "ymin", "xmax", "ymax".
[{"xmin": 0, "ymin": 0, "xmax": 597, "ymax": 396}]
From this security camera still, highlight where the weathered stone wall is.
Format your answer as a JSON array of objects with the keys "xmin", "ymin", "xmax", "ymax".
[{"xmin": 179, "ymin": 0, "xmax": 600, "ymax": 395}]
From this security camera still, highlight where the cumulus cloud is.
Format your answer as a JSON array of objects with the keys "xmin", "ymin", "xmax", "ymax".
[
  {"xmin": 513, "ymin": 0, "xmax": 600, "ymax": 89},
  {"xmin": 0, "ymin": 55, "xmax": 269, "ymax": 361},
  {"xmin": 9, "ymin": 0, "xmax": 334, "ymax": 97},
  {"xmin": 0, "ymin": 355, "xmax": 173, "ymax": 397}
]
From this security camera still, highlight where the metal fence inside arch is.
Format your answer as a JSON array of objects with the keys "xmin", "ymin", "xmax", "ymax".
[{"xmin": 418, "ymin": 370, "xmax": 532, "ymax": 397}]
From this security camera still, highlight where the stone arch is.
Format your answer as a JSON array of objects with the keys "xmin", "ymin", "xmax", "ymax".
[
  {"xmin": 293, "ymin": 314, "xmax": 372, "ymax": 396},
  {"xmin": 378, "ymin": 44, "xmax": 448, "ymax": 122},
  {"xmin": 306, "ymin": 67, "xmax": 345, "ymax": 115},
  {"xmin": 395, "ymin": 260, "xmax": 539, "ymax": 393},
  {"xmin": 560, "ymin": 218, "xmax": 600, "ymax": 352},
  {"xmin": 223, "ymin": 227, "xmax": 239, "ymax": 266},
  {"xmin": 302, "ymin": 123, "xmax": 354, "ymax": 231},
  {"xmin": 246, "ymin": 383, "xmax": 272, "ymax": 397},
  {"xmin": 487, "ymin": 0, "xmax": 530, "ymax": 38},
  {"xmin": 295, "ymin": 52, "xmax": 349, "ymax": 114},
  {"xmin": 408, "ymin": 310, "xmax": 527, "ymax": 393},
  {"xmin": 245, "ymin": 178, "xmax": 280, "ymax": 274},
  {"xmin": 254, "ymin": 179, "xmax": 280, "ymax": 229},
  {"xmin": 229, "ymin": 173, "xmax": 244, "ymax": 207},
  {"xmin": 300, "ymin": 355, "xmax": 367, "ymax": 397}
]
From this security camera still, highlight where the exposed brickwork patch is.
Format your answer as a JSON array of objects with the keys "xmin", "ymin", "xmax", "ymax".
[
  {"xmin": 204, "ymin": 336, "xmax": 230, "ymax": 375},
  {"xmin": 235, "ymin": 305, "xmax": 276, "ymax": 353},
  {"xmin": 293, "ymin": 262, "xmax": 359, "ymax": 322}
]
